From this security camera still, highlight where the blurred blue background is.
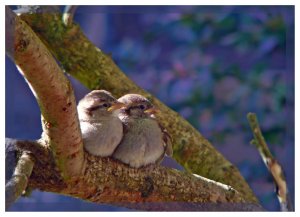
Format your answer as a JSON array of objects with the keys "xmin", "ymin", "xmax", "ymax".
[{"xmin": 6, "ymin": 6, "xmax": 294, "ymax": 211}]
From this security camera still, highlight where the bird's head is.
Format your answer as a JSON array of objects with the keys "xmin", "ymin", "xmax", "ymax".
[
  {"xmin": 78, "ymin": 90, "xmax": 125, "ymax": 119},
  {"xmin": 118, "ymin": 94, "xmax": 159, "ymax": 118}
]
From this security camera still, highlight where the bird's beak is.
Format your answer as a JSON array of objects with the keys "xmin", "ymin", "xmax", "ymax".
[
  {"xmin": 144, "ymin": 107, "xmax": 160, "ymax": 115},
  {"xmin": 107, "ymin": 102, "xmax": 126, "ymax": 112}
]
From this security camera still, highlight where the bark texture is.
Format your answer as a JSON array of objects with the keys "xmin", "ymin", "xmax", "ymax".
[
  {"xmin": 18, "ymin": 6, "xmax": 257, "ymax": 203},
  {"xmin": 247, "ymin": 113, "xmax": 293, "ymax": 211},
  {"xmin": 5, "ymin": 139, "xmax": 263, "ymax": 211},
  {"xmin": 6, "ymin": 6, "xmax": 84, "ymax": 180},
  {"xmin": 5, "ymin": 151, "xmax": 34, "ymax": 209}
]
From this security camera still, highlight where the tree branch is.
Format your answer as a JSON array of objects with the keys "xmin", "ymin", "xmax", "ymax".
[
  {"xmin": 5, "ymin": 6, "xmax": 84, "ymax": 180},
  {"xmin": 5, "ymin": 151, "xmax": 34, "ymax": 209},
  {"xmin": 18, "ymin": 6, "xmax": 258, "ymax": 203},
  {"xmin": 247, "ymin": 113, "xmax": 293, "ymax": 211},
  {"xmin": 5, "ymin": 138, "xmax": 263, "ymax": 211},
  {"xmin": 5, "ymin": 138, "xmax": 50, "ymax": 183}
]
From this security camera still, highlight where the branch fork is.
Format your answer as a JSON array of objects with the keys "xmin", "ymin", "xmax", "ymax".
[{"xmin": 5, "ymin": 6, "xmax": 262, "ymax": 211}]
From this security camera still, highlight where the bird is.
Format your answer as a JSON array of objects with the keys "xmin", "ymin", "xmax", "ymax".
[
  {"xmin": 77, "ymin": 90, "xmax": 125, "ymax": 157},
  {"xmin": 112, "ymin": 94, "xmax": 173, "ymax": 168}
]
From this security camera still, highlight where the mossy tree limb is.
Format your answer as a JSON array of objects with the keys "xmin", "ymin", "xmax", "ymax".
[
  {"xmin": 5, "ymin": 151, "xmax": 34, "ymax": 209},
  {"xmin": 5, "ymin": 139, "xmax": 263, "ymax": 211},
  {"xmin": 18, "ymin": 6, "xmax": 257, "ymax": 203}
]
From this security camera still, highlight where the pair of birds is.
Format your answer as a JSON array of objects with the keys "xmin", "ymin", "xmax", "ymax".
[{"xmin": 77, "ymin": 90, "xmax": 173, "ymax": 168}]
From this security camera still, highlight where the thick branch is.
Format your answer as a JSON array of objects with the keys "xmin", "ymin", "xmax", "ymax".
[
  {"xmin": 247, "ymin": 113, "xmax": 293, "ymax": 211},
  {"xmin": 5, "ymin": 138, "xmax": 263, "ymax": 211},
  {"xmin": 5, "ymin": 6, "xmax": 84, "ymax": 180},
  {"xmin": 18, "ymin": 6, "xmax": 257, "ymax": 203},
  {"xmin": 5, "ymin": 152, "xmax": 34, "ymax": 209}
]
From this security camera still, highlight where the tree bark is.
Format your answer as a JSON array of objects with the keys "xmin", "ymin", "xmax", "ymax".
[
  {"xmin": 5, "ymin": 151, "xmax": 34, "ymax": 209},
  {"xmin": 5, "ymin": 139, "xmax": 263, "ymax": 211},
  {"xmin": 247, "ymin": 113, "xmax": 293, "ymax": 211},
  {"xmin": 6, "ymin": 6, "xmax": 84, "ymax": 180}
]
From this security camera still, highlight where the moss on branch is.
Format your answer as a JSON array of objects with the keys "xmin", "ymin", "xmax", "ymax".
[
  {"xmin": 33, "ymin": 155, "xmax": 248, "ymax": 205},
  {"xmin": 6, "ymin": 138, "xmax": 263, "ymax": 211},
  {"xmin": 5, "ymin": 152, "xmax": 34, "ymax": 209}
]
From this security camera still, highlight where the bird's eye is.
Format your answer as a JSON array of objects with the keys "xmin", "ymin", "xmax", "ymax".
[
  {"xmin": 139, "ymin": 105, "xmax": 145, "ymax": 110},
  {"xmin": 102, "ymin": 103, "xmax": 109, "ymax": 108}
]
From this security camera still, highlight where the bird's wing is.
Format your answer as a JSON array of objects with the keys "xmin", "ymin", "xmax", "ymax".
[{"xmin": 158, "ymin": 123, "xmax": 173, "ymax": 157}]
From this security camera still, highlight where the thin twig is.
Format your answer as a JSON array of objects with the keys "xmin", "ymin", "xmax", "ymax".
[
  {"xmin": 247, "ymin": 112, "xmax": 293, "ymax": 211},
  {"xmin": 5, "ymin": 152, "xmax": 34, "ymax": 210}
]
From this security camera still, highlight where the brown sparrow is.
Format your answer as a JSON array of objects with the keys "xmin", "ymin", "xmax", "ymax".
[
  {"xmin": 77, "ymin": 90, "xmax": 125, "ymax": 157},
  {"xmin": 112, "ymin": 94, "xmax": 173, "ymax": 168}
]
